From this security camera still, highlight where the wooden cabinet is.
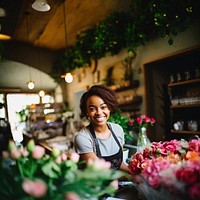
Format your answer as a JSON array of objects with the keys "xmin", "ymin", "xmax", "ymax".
[
  {"xmin": 144, "ymin": 45, "xmax": 200, "ymax": 141},
  {"xmin": 168, "ymin": 79, "xmax": 200, "ymax": 135}
]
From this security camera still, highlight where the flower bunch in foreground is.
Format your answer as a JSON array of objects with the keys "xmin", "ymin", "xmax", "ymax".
[
  {"xmin": 0, "ymin": 140, "xmax": 125, "ymax": 200},
  {"xmin": 129, "ymin": 138, "xmax": 200, "ymax": 200}
]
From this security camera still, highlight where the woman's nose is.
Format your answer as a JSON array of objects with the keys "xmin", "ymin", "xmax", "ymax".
[{"xmin": 96, "ymin": 108, "xmax": 102, "ymax": 114}]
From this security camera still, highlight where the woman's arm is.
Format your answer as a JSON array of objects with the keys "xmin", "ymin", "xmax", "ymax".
[
  {"xmin": 79, "ymin": 152, "xmax": 98, "ymax": 162},
  {"xmin": 120, "ymin": 162, "xmax": 130, "ymax": 173}
]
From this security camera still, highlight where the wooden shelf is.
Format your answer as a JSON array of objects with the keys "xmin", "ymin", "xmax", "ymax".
[
  {"xmin": 170, "ymin": 103, "xmax": 200, "ymax": 108},
  {"xmin": 115, "ymin": 80, "xmax": 140, "ymax": 92},
  {"xmin": 168, "ymin": 79, "xmax": 200, "ymax": 87},
  {"xmin": 171, "ymin": 130, "xmax": 200, "ymax": 135}
]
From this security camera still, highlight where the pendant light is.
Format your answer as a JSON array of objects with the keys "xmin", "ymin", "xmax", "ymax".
[
  {"xmin": 62, "ymin": 0, "xmax": 73, "ymax": 83},
  {"xmin": 37, "ymin": 40, "xmax": 45, "ymax": 97},
  {"xmin": 25, "ymin": 12, "xmax": 35, "ymax": 90},
  {"xmin": 27, "ymin": 80, "xmax": 35, "ymax": 90},
  {"xmin": 32, "ymin": 0, "xmax": 50, "ymax": 12}
]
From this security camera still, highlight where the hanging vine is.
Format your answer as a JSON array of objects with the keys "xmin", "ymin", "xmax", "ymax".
[{"xmin": 51, "ymin": 0, "xmax": 200, "ymax": 81}]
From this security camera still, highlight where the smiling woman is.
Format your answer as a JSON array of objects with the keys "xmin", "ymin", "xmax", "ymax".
[{"xmin": 74, "ymin": 85, "xmax": 130, "ymax": 173}]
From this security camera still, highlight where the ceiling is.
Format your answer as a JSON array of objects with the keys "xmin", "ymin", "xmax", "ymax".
[
  {"xmin": 0, "ymin": 0, "xmax": 131, "ymax": 50},
  {"xmin": 0, "ymin": 0, "xmax": 131, "ymax": 93}
]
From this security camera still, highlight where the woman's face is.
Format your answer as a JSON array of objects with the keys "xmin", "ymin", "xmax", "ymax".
[{"xmin": 86, "ymin": 95, "xmax": 110, "ymax": 126}]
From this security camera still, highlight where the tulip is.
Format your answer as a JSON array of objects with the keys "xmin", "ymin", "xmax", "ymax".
[
  {"xmin": 27, "ymin": 139, "xmax": 35, "ymax": 152},
  {"xmin": 51, "ymin": 147, "xmax": 60, "ymax": 158},
  {"xmin": 22, "ymin": 179, "xmax": 47, "ymax": 198},
  {"xmin": 32, "ymin": 146, "xmax": 45, "ymax": 160},
  {"xmin": 10, "ymin": 149, "xmax": 21, "ymax": 160},
  {"xmin": 110, "ymin": 180, "xmax": 119, "ymax": 190},
  {"xmin": 65, "ymin": 192, "xmax": 80, "ymax": 200},
  {"xmin": 70, "ymin": 152, "xmax": 80, "ymax": 163},
  {"xmin": 8, "ymin": 140, "xmax": 17, "ymax": 152}
]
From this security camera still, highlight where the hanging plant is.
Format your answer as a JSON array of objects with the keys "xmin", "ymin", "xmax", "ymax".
[{"xmin": 51, "ymin": 0, "xmax": 200, "ymax": 81}]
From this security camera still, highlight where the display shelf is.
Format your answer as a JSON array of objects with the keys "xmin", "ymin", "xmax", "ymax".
[
  {"xmin": 170, "ymin": 103, "xmax": 200, "ymax": 108},
  {"xmin": 168, "ymin": 78, "xmax": 200, "ymax": 87},
  {"xmin": 171, "ymin": 130, "xmax": 200, "ymax": 135}
]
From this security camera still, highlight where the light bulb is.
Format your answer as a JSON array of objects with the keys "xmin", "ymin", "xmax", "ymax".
[
  {"xmin": 65, "ymin": 73, "xmax": 73, "ymax": 83},
  {"xmin": 32, "ymin": 0, "xmax": 50, "ymax": 12},
  {"xmin": 27, "ymin": 81, "xmax": 35, "ymax": 89},
  {"xmin": 39, "ymin": 90, "xmax": 45, "ymax": 97}
]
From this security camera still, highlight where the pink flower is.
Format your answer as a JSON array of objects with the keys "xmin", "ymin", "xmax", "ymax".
[
  {"xmin": 150, "ymin": 117, "xmax": 156, "ymax": 124},
  {"xmin": 22, "ymin": 179, "xmax": 47, "ymax": 198},
  {"xmin": 175, "ymin": 168, "xmax": 197, "ymax": 184},
  {"xmin": 32, "ymin": 146, "xmax": 45, "ymax": 160},
  {"xmin": 110, "ymin": 180, "xmax": 119, "ymax": 190},
  {"xmin": 189, "ymin": 139, "xmax": 200, "ymax": 153},
  {"xmin": 87, "ymin": 158, "xmax": 111, "ymax": 169},
  {"xmin": 51, "ymin": 147, "xmax": 60, "ymax": 158},
  {"xmin": 70, "ymin": 152, "xmax": 80, "ymax": 163},
  {"xmin": 10, "ymin": 149, "xmax": 21, "ymax": 160},
  {"xmin": 65, "ymin": 192, "xmax": 80, "ymax": 200},
  {"xmin": 136, "ymin": 116, "xmax": 142, "ymax": 124}
]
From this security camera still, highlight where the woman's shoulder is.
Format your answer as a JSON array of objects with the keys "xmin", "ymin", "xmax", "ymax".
[
  {"xmin": 108, "ymin": 122, "xmax": 123, "ymax": 130},
  {"xmin": 75, "ymin": 127, "xmax": 90, "ymax": 139}
]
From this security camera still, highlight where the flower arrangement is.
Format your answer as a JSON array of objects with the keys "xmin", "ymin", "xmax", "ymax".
[
  {"xmin": 128, "ymin": 114, "xmax": 156, "ymax": 130},
  {"xmin": 127, "ymin": 114, "xmax": 156, "ymax": 148},
  {"xmin": 0, "ymin": 140, "xmax": 125, "ymax": 200},
  {"xmin": 129, "ymin": 138, "xmax": 200, "ymax": 200}
]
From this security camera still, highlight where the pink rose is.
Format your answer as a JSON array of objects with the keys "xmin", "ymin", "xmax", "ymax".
[
  {"xmin": 128, "ymin": 119, "xmax": 134, "ymax": 126},
  {"xmin": 150, "ymin": 117, "xmax": 156, "ymax": 124},
  {"xmin": 65, "ymin": 192, "xmax": 80, "ymax": 200},
  {"xmin": 144, "ymin": 116, "xmax": 150, "ymax": 123},
  {"xmin": 32, "ymin": 146, "xmax": 45, "ymax": 160},
  {"xmin": 136, "ymin": 116, "xmax": 142, "ymax": 124},
  {"xmin": 189, "ymin": 139, "xmax": 200, "ymax": 153},
  {"xmin": 148, "ymin": 174, "xmax": 160, "ymax": 188},
  {"xmin": 175, "ymin": 168, "xmax": 197, "ymax": 184},
  {"xmin": 22, "ymin": 179, "xmax": 47, "ymax": 198}
]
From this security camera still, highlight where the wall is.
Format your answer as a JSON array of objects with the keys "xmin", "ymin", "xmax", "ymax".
[{"xmin": 66, "ymin": 21, "xmax": 200, "ymax": 120}]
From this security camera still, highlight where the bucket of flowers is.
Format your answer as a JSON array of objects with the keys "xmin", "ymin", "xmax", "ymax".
[
  {"xmin": 129, "ymin": 138, "xmax": 200, "ymax": 200},
  {"xmin": 0, "ymin": 139, "xmax": 125, "ymax": 200}
]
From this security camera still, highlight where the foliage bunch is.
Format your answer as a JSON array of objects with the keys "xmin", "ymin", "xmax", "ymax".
[{"xmin": 0, "ymin": 140, "xmax": 124, "ymax": 200}]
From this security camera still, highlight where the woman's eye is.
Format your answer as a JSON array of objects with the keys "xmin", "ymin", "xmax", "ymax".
[
  {"xmin": 101, "ymin": 105, "xmax": 107, "ymax": 110},
  {"xmin": 88, "ymin": 107, "xmax": 95, "ymax": 112}
]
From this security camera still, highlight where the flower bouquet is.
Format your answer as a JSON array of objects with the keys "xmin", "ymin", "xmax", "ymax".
[
  {"xmin": 0, "ymin": 140, "xmax": 125, "ymax": 200},
  {"xmin": 128, "ymin": 114, "xmax": 156, "ymax": 150},
  {"xmin": 129, "ymin": 138, "xmax": 200, "ymax": 200}
]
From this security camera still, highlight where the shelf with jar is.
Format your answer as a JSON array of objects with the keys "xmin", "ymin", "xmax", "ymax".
[{"xmin": 168, "ymin": 73, "xmax": 200, "ymax": 135}]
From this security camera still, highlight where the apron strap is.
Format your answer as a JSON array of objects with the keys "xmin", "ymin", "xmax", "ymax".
[
  {"xmin": 88, "ymin": 123, "xmax": 102, "ymax": 157},
  {"xmin": 88, "ymin": 123, "xmax": 121, "ymax": 158}
]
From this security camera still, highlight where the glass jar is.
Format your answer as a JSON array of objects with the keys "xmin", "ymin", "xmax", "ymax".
[{"xmin": 137, "ymin": 127, "xmax": 151, "ymax": 152}]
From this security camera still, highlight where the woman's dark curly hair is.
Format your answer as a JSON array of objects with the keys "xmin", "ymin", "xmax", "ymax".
[{"xmin": 80, "ymin": 85, "xmax": 118, "ymax": 118}]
